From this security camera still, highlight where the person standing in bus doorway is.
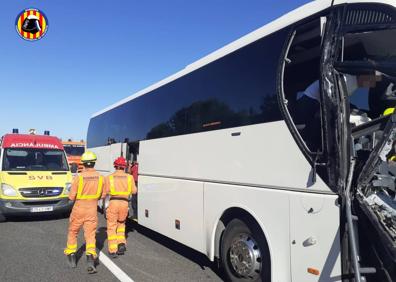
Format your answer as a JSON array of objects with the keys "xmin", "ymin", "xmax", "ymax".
[
  {"xmin": 130, "ymin": 160, "xmax": 138, "ymax": 186},
  {"xmin": 130, "ymin": 160, "xmax": 139, "ymax": 220},
  {"xmin": 105, "ymin": 157, "xmax": 136, "ymax": 258},
  {"xmin": 64, "ymin": 151, "xmax": 105, "ymax": 274}
]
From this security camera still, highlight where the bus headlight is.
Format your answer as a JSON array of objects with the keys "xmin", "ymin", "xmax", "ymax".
[
  {"xmin": 1, "ymin": 184, "xmax": 18, "ymax": 197},
  {"xmin": 64, "ymin": 183, "xmax": 72, "ymax": 195}
]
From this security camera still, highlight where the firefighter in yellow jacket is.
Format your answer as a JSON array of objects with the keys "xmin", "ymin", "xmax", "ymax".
[
  {"xmin": 104, "ymin": 156, "xmax": 136, "ymax": 257},
  {"xmin": 64, "ymin": 151, "xmax": 106, "ymax": 274}
]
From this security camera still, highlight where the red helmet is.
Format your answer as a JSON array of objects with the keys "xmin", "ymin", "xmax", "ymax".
[{"xmin": 113, "ymin": 157, "xmax": 127, "ymax": 168}]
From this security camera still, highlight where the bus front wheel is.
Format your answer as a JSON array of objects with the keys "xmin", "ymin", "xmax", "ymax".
[{"xmin": 220, "ymin": 218, "xmax": 270, "ymax": 282}]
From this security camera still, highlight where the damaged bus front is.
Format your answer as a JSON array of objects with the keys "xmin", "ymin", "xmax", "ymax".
[
  {"xmin": 327, "ymin": 2, "xmax": 396, "ymax": 281},
  {"xmin": 281, "ymin": 1, "xmax": 396, "ymax": 280}
]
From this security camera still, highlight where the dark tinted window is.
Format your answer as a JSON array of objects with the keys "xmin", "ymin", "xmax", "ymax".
[
  {"xmin": 64, "ymin": 145, "xmax": 85, "ymax": 156},
  {"xmin": 88, "ymin": 29, "xmax": 288, "ymax": 147},
  {"xmin": 344, "ymin": 29, "xmax": 396, "ymax": 63},
  {"xmin": 3, "ymin": 149, "xmax": 69, "ymax": 171}
]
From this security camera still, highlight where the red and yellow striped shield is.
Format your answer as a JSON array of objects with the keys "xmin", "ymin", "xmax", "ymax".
[{"xmin": 15, "ymin": 8, "xmax": 48, "ymax": 41}]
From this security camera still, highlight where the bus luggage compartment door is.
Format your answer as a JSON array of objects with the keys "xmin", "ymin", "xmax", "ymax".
[{"xmin": 137, "ymin": 175, "xmax": 205, "ymax": 253}]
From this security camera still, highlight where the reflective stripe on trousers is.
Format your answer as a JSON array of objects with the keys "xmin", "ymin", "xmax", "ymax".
[
  {"xmin": 106, "ymin": 200, "xmax": 129, "ymax": 253},
  {"xmin": 64, "ymin": 244, "xmax": 77, "ymax": 255},
  {"xmin": 64, "ymin": 201, "xmax": 98, "ymax": 258},
  {"xmin": 86, "ymin": 243, "xmax": 97, "ymax": 257}
]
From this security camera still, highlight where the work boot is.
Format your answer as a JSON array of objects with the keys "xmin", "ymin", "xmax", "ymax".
[
  {"xmin": 117, "ymin": 243, "xmax": 126, "ymax": 255},
  {"xmin": 108, "ymin": 251, "xmax": 118, "ymax": 258},
  {"xmin": 67, "ymin": 253, "xmax": 77, "ymax": 268},
  {"xmin": 86, "ymin": 255, "xmax": 97, "ymax": 274}
]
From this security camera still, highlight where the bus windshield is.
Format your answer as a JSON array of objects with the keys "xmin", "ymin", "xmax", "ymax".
[
  {"xmin": 63, "ymin": 145, "xmax": 85, "ymax": 156},
  {"xmin": 2, "ymin": 148, "xmax": 69, "ymax": 171}
]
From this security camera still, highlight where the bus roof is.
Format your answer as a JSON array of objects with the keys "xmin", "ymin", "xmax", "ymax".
[
  {"xmin": 1, "ymin": 134, "xmax": 64, "ymax": 150},
  {"xmin": 91, "ymin": 0, "xmax": 394, "ymax": 118}
]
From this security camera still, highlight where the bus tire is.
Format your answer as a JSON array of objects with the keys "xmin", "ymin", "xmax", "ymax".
[
  {"xmin": 0, "ymin": 212, "xmax": 6, "ymax": 222},
  {"xmin": 220, "ymin": 218, "xmax": 270, "ymax": 282}
]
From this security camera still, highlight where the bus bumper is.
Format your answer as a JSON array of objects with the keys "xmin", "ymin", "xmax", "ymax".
[{"xmin": 0, "ymin": 198, "xmax": 73, "ymax": 216}]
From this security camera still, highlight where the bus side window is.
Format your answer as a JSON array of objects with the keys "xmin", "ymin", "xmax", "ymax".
[{"xmin": 283, "ymin": 18, "xmax": 324, "ymax": 153}]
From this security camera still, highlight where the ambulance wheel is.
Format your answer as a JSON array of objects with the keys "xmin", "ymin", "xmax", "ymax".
[
  {"xmin": 0, "ymin": 212, "xmax": 6, "ymax": 222},
  {"xmin": 220, "ymin": 218, "xmax": 270, "ymax": 282}
]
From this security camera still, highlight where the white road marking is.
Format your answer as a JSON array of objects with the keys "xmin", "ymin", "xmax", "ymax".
[{"xmin": 99, "ymin": 251, "xmax": 134, "ymax": 282}]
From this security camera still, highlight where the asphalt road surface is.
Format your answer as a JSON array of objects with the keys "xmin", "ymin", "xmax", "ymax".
[{"xmin": 0, "ymin": 212, "xmax": 223, "ymax": 282}]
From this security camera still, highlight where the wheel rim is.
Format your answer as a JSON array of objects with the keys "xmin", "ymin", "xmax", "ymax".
[{"xmin": 229, "ymin": 233, "xmax": 262, "ymax": 278}]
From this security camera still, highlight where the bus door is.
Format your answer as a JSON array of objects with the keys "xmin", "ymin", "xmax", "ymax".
[
  {"xmin": 126, "ymin": 141, "xmax": 139, "ymax": 220},
  {"xmin": 281, "ymin": 10, "xmax": 345, "ymax": 189},
  {"xmin": 280, "ymin": 7, "xmax": 350, "ymax": 281}
]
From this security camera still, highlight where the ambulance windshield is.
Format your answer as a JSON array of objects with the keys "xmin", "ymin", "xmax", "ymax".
[
  {"xmin": 2, "ymin": 148, "xmax": 69, "ymax": 171},
  {"xmin": 63, "ymin": 145, "xmax": 85, "ymax": 156}
]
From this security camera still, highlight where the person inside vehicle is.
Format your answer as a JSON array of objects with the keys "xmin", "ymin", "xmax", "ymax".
[
  {"xmin": 292, "ymin": 80, "xmax": 321, "ymax": 151},
  {"xmin": 293, "ymin": 73, "xmax": 383, "ymax": 137},
  {"xmin": 129, "ymin": 160, "xmax": 139, "ymax": 221},
  {"xmin": 345, "ymin": 74, "xmax": 375, "ymax": 127},
  {"xmin": 369, "ymin": 78, "xmax": 396, "ymax": 118}
]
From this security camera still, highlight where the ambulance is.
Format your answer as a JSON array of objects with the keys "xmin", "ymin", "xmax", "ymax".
[
  {"xmin": 62, "ymin": 139, "xmax": 85, "ymax": 173},
  {"xmin": 0, "ymin": 130, "xmax": 73, "ymax": 221}
]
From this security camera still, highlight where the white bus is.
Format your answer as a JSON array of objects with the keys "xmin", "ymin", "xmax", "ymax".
[{"xmin": 87, "ymin": 1, "xmax": 396, "ymax": 281}]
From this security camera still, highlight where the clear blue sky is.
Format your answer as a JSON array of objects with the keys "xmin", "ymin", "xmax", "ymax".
[{"xmin": 1, "ymin": 0, "xmax": 311, "ymax": 141}]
